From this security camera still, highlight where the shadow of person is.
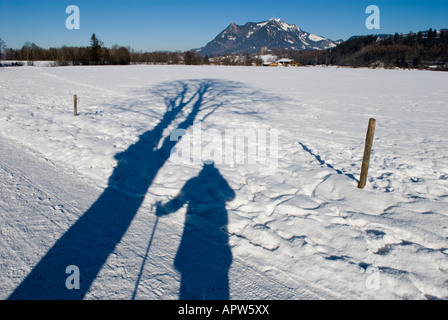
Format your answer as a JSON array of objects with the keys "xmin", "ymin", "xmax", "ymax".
[
  {"xmin": 8, "ymin": 80, "xmax": 214, "ymax": 300},
  {"xmin": 8, "ymin": 78, "xmax": 278, "ymax": 300},
  {"xmin": 156, "ymin": 162, "xmax": 235, "ymax": 300}
]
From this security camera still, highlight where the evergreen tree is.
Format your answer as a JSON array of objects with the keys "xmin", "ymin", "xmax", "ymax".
[
  {"xmin": 417, "ymin": 31, "xmax": 423, "ymax": 43},
  {"xmin": 90, "ymin": 33, "xmax": 104, "ymax": 64}
]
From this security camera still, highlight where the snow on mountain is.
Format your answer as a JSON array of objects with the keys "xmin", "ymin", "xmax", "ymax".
[{"xmin": 196, "ymin": 18, "xmax": 337, "ymax": 57}]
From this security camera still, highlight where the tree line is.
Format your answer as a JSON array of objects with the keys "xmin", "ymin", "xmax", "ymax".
[
  {"xmin": 1, "ymin": 29, "xmax": 447, "ymax": 70},
  {"xmin": 1, "ymin": 34, "xmax": 133, "ymax": 66},
  {"xmin": 0, "ymin": 33, "xmax": 266, "ymax": 66},
  {"xmin": 275, "ymin": 29, "xmax": 448, "ymax": 70},
  {"xmin": 0, "ymin": 33, "xmax": 226, "ymax": 66}
]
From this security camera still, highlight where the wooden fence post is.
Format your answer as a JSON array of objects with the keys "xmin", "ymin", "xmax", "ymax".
[
  {"xmin": 358, "ymin": 118, "xmax": 376, "ymax": 189},
  {"xmin": 74, "ymin": 94, "xmax": 78, "ymax": 116}
]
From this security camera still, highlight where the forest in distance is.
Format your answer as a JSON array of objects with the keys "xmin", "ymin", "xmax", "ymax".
[{"xmin": 1, "ymin": 29, "xmax": 447, "ymax": 71}]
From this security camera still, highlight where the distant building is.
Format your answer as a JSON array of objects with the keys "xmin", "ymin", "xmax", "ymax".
[
  {"xmin": 276, "ymin": 58, "xmax": 298, "ymax": 66},
  {"xmin": 262, "ymin": 59, "xmax": 298, "ymax": 67}
]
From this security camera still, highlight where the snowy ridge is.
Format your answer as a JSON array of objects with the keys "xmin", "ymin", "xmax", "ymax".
[
  {"xmin": 197, "ymin": 18, "xmax": 336, "ymax": 56},
  {"xmin": 1, "ymin": 65, "xmax": 448, "ymax": 300},
  {"xmin": 258, "ymin": 18, "xmax": 302, "ymax": 32}
]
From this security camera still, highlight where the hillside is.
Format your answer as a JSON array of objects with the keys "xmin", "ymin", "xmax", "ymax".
[{"xmin": 285, "ymin": 29, "xmax": 448, "ymax": 70}]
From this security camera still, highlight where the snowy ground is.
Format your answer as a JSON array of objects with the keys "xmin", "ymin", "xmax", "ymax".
[{"xmin": 1, "ymin": 65, "xmax": 447, "ymax": 300}]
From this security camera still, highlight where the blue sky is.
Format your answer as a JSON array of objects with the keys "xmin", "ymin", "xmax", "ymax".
[{"xmin": 1, "ymin": 0, "xmax": 447, "ymax": 51}]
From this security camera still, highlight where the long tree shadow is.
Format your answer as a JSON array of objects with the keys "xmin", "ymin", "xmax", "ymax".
[
  {"xmin": 8, "ymin": 79, "xmax": 238, "ymax": 300},
  {"xmin": 298, "ymin": 141, "xmax": 358, "ymax": 182},
  {"xmin": 155, "ymin": 162, "xmax": 234, "ymax": 300}
]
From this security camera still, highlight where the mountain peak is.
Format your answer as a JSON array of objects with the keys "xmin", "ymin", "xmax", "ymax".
[
  {"xmin": 197, "ymin": 18, "xmax": 336, "ymax": 57},
  {"xmin": 258, "ymin": 18, "xmax": 301, "ymax": 32}
]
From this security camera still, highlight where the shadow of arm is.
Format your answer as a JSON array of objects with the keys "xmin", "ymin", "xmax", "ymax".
[{"xmin": 155, "ymin": 194, "xmax": 186, "ymax": 217}]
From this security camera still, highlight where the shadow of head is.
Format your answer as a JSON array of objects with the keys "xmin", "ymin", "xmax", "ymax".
[{"xmin": 187, "ymin": 161, "xmax": 236, "ymax": 205}]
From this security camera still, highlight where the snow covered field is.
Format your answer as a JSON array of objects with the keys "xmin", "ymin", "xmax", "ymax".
[{"xmin": 1, "ymin": 65, "xmax": 447, "ymax": 300}]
